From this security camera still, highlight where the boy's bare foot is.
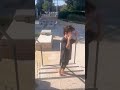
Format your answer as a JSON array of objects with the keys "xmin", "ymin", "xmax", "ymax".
[
  {"xmin": 58, "ymin": 68, "xmax": 65, "ymax": 76},
  {"xmin": 58, "ymin": 68, "xmax": 62, "ymax": 76},
  {"xmin": 61, "ymin": 69, "xmax": 65, "ymax": 75}
]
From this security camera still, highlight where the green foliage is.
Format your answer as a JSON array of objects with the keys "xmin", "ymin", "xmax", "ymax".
[
  {"xmin": 58, "ymin": 10, "xmax": 85, "ymax": 19},
  {"xmin": 36, "ymin": 0, "xmax": 44, "ymax": 10},
  {"xmin": 42, "ymin": 0, "xmax": 53, "ymax": 12},
  {"xmin": 59, "ymin": 0, "xmax": 85, "ymax": 22},
  {"xmin": 35, "ymin": 0, "xmax": 44, "ymax": 15},
  {"xmin": 42, "ymin": 0, "xmax": 49, "ymax": 11},
  {"xmin": 60, "ymin": 5, "xmax": 68, "ymax": 11},
  {"xmin": 67, "ymin": 14, "xmax": 81, "ymax": 21},
  {"xmin": 64, "ymin": 0, "xmax": 85, "ymax": 11},
  {"xmin": 58, "ymin": 11, "xmax": 69, "ymax": 19},
  {"xmin": 67, "ymin": 5, "xmax": 76, "ymax": 11}
]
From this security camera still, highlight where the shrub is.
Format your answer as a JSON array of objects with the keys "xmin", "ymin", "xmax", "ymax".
[
  {"xmin": 58, "ymin": 11, "xmax": 69, "ymax": 19},
  {"xmin": 58, "ymin": 10, "xmax": 85, "ymax": 19},
  {"xmin": 67, "ymin": 14, "xmax": 81, "ymax": 21}
]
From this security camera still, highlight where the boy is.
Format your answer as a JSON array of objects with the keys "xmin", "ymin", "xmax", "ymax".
[{"xmin": 59, "ymin": 25, "xmax": 78, "ymax": 76}]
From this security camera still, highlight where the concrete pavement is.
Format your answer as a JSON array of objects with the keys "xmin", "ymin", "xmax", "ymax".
[{"xmin": 35, "ymin": 51, "xmax": 85, "ymax": 90}]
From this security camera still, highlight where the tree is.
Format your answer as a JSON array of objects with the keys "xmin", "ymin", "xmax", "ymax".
[
  {"xmin": 36, "ymin": 0, "xmax": 44, "ymax": 15},
  {"xmin": 60, "ymin": 5, "xmax": 67, "ymax": 11},
  {"xmin": 58, "ymin": 0, "xmax": 85, "ymax": 21},
  {"xmin": 64, "ymin": 0, "xmax": 85, "ymax": 11},
  {"xmin": 42, "ymin": 0, "xmax": 49, "ymax": 12},
  {"xmin": 64, "ymin": 0, "xmax": 73, "ymax": 10},
  {"xmin": 42, "ymin": 0, "xmax": 53, "ymax": 12}
]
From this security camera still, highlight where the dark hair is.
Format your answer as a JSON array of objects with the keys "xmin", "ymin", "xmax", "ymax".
[
  {"xmin": 63, "ymin": 25, "xmax": 75, "ymax": 35},
  {"xmin": 86, "ymin": 0, "xmax": 96, "ymax": 13}
]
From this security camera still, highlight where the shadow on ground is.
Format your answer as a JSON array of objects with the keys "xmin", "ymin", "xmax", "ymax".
[
  {"xmin": 36, "ymin": 79, "xmax": 59, "ymax": 90},
  {"xmin": 39, "ymin": 64, "xmax": 85, "ymax": 83},
  {"xmin": 36, "ymin": 79, "xmax": 85, "ymax": 90}
]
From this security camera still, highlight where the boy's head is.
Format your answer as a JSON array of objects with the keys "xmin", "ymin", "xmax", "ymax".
[{"xmin": 63, "ymin": 25, "xmax": 75, "ymax": 37}]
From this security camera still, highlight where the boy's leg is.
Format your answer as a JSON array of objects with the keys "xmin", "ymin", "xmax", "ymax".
[
  {"xmin": 59, "ymin": 60, "xmax": 68, "ymax": 75},
  {"xmin": 59, "ymin": 67, "xmax": 62, "ymax": 75},
  {"xmin": 60, "ymin": 60, "xmax": 69, "ymax": 74},
  {"xmin": 59, "ymin": 62, "xmax": 65, "ymax": 75},
  {"xmin": 61, "ymin": 63, "xmax": 67, "ymax": 74},
  {"xmin": 59, "ymin": 60, "xmax": 62, "ymax": 74}
]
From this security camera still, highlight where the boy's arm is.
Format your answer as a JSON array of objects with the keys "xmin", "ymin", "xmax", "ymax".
[
  {"xmin": 66, "ymin": 34, "xmax": 72, "ymax": 49},
  {"xmin": 66, "ymin": 39, "xmax": 71, "ymax": 49}
]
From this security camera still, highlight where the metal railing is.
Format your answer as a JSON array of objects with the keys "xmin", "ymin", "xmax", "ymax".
[
  {"xmin": 74, "ymin": 37, "xmax": 78, "ymax": 64},
  {"xmin": 40, "ymin": 44, "xmax": 44, "ymax": 66},
  {"xmin": 36, "ymin": 40, "xmax": 44, "ymax": 66}
]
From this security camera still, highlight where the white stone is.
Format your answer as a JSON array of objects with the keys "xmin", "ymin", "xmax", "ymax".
[{"xmin": 36, "ymin": 30, "xmax": 53, "ymax": 51}]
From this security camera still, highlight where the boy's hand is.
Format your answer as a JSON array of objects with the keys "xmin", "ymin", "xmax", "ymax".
[
  {"xmin": 68, "ymin": 34, "xmax": 72, "ymax": 40},
  {"xmin": 66, "ymin": 34, "xmax": 71, "ymax": 49}
]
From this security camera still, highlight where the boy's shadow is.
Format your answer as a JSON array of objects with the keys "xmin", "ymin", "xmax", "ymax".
[{"xmin": 36, "ymin": 79, "xmax": 59, "ymax": 90}]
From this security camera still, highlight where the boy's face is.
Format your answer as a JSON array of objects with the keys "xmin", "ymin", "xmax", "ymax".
[
  {"xmin": 67, "ymin": 31, "xmax": 72, "ymax": 38},
  {"xmin": 64, "ymin": 31, "xmax": 72, "ymax": 39}
]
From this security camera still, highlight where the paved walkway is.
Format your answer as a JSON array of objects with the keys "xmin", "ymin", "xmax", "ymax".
[{"xmin": 35, "ymin": 51, "xmax": 85, "ymax": 90}]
